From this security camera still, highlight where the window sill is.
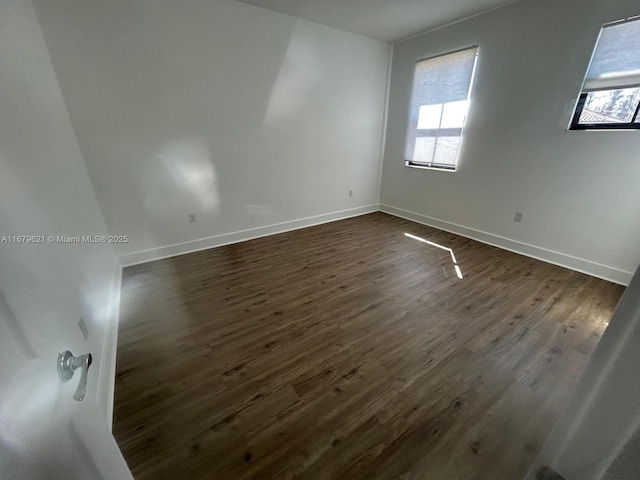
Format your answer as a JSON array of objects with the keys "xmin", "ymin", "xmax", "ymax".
[
  {"xmin": 405, "ymin": 162, "xmax": 457, "ymax": 172},
  {"xmin": 569, "ymin": 127, "xmax": 640, "ymax": 131}
]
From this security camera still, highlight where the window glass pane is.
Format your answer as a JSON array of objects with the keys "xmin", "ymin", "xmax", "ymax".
[
  {"xmin": 441, "ymin": 100, "xmax": 469, "ymax": 128},
  {"xmin": 584, "ymin": 19, "xmax": 640, "ymax": 91},
  {"xmin": 578, "ymin": 87, "xmax": 640, "ymax": 124},
  {"xmin": 417, "ymin": 104, "xmax": 442, "ymax": 129},
  {"xmin": 405, "ymin": 47, "xmax": 477, "ymax": 167},
  {"xmin": 433, "ymin": 137, "xmax": 461, "ymax": 166},
  {"xmin": 413, "ymin": 137, "xmax": 436, "ymax": 163}
]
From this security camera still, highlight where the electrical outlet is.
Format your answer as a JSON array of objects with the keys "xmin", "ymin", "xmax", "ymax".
[
  {"xmin": 188, "ymin": 213, "xmax": 197, "ymax": 223},
  {"xmin": 514, "ymin": 212, "xmax": 523, "ymax": 223},
  {"xmin": 349, "ymin": 189, "xmax": 353, "ymax": 197},
  {"xmin": 78, "ymin": 316, "xmax": 89, "ymax": 339}
]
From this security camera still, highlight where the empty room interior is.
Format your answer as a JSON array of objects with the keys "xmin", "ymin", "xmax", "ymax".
[{"xmin": 3, "ymin": 0, "xmax": 640, "ymax": 479}]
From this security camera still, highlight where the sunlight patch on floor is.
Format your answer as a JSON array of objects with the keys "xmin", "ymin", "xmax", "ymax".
[{"xmin": 404, "ymin": 232, "xmax": 463, "ymax": 279}]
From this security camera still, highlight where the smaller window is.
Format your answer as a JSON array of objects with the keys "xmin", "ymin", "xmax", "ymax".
[
  {"xmin": 570, "ymin": 17, "xmax": 640, "ymax": 130},
  {"xmin": 405, "ymin": 46, "xmax": 478, "ymax": 171}
]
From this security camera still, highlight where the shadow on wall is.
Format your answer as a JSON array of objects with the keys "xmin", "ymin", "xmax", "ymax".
[{"xmin": 32, "ymin": 0, "xmax": 331, "ymax": 256}]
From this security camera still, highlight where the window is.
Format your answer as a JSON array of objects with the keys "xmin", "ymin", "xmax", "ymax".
[
  {"xmin": 405, "ymin": 46, "xmax": 478, "ymax": 171},
  {"xmin": 570, "ymin": 17, "xmax": 640, "ymax": 130}
]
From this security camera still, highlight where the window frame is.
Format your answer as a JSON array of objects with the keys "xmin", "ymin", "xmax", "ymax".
[
  {"xmin": 570, "ymin": 91, "xmax": 640, "ymax": 130},
  {"xmin": 404, "ymin": 45, "xmax": 479, "ymax": 172},
  {"xmin": 569, "ymin": 17, "xmax": 640, "ymax": 131}
]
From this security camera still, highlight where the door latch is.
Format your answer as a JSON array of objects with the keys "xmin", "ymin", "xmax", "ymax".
[{"xmin": 57, "ymin": 351, "xmax": 92, "ymax": 401}]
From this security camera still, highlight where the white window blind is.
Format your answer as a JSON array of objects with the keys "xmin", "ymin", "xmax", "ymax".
[
  {"xmin": 583, "ymin": 18, "xmax": 640, "ymax": 92},
  {"xmin": 405, "ymin": 46, "xmax": 478, "ymax": 170}
]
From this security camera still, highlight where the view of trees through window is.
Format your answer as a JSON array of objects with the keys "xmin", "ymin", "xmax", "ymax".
[{"xmin": 580, "ymin": 87, "xmax": 640, "ymax": 124}]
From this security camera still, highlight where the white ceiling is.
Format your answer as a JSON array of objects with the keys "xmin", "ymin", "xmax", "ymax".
[{"xmin": 235, "ymin": 0, "xmax": 518, "ymax": 43}]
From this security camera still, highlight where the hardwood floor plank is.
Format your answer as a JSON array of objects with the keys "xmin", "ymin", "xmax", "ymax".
[{"xmin": 114, "ymin": 212, "xmax": 624, "ymax": 479}]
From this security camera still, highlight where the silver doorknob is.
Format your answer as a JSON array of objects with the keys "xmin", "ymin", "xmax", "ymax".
[{"xmin": 57, "ymin": 351, "xmax": 92, "ymax": 401}]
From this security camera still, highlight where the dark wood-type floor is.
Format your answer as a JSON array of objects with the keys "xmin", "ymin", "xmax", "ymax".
[{"xmin": 113, "ymin": 212, "xmax": 624, "ymax": 480}]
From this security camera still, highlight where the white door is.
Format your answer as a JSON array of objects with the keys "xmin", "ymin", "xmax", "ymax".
[
  {"xmin": 0, "ymin": 0, "xmax": 134, "ymax": 476},
  {"xmin": 0, "ymin": 289, "xmax": 133, "ymax": 480}
]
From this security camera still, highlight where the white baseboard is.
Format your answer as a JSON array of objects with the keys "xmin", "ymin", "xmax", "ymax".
[
  {"xmin": 120, "ymin": 205, "xmax": 379, "ymax": 267},
  {"xmin": 96, "ymin": 260, "xmax": 123, "ymax": 430},
  {"xmin": 380, "ymin": 204, "xmax": 632, "ymax": 286}
]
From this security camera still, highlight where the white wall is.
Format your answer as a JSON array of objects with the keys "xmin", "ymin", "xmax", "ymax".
[
  {"xmin": 32, "ymin": 0, "xmax": 390, "ymax": 265},
  {"xmin": 0, "ymin": 0, "xmax": 120, "ymax": 422},
  {"xmin": 381, "ymin": 0, "xmax": 640, "ymax": 285}
]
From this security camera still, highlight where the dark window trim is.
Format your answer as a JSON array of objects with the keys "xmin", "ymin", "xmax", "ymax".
[{"xmin": 570, "ymin": 93, "xmax": 640, "ymax": 131}]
